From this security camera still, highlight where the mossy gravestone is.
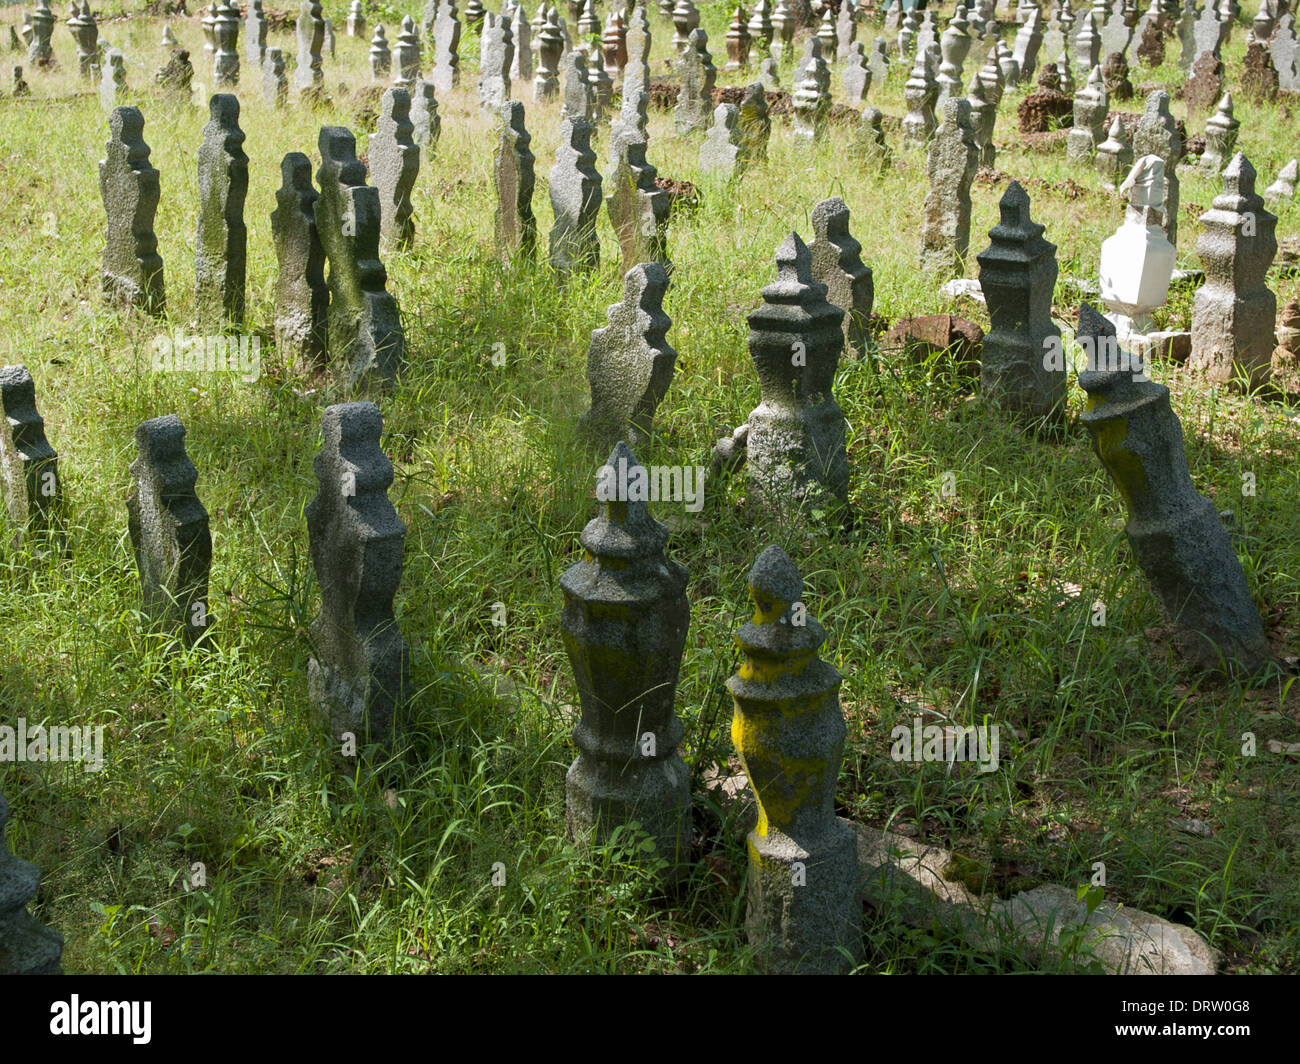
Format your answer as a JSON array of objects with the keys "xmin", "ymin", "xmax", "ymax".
[
  {"xmin": 494, "ymin": 100, "xmax": 536, "ymax": 261},
  {"xmin": 271, "ymin": 152, "xmax": 328, "ymax": 372},
  {"xmin": 728, "ymin": 545, "xmax": 861, "ymax": 975},
  {"xmin": 195, "ymin": 94, "xmax": 248, "ymax": 330},
  {"xmin": 1076, "ymin": 304, "xmax": 1278, "ymax": 678},
  {"xmin": 306, "ymin": 402, "xmax": 410, "ymax": 752},
  {"xmin": 920, "ymin": 97, "xmax": 978, "ymax": 275},
  {"xmin": 0, "ymin": 793, "xmax": 64, "ymax": 974},
  {"xmin": 127, "ymin": 415, "xmax": 212, "ymax": 647},
  {"xmin": 315, "ymin": 126, "xmax": 405, "ymax": 388},
  {"xmin": 808, "ymin": 197, "xmax": 873, "ymax": 362},
  {"xmin": 100, "ymin": 106, "xmax": 165, "ymax": 316},
  {"xmin": 745, "ymin": 233, "xmax": 848, "ymax": 519},
  {"xmin": 579, "ymin": 263, "xmax": 676, "ymax": 450},
  {"xmin": 0, "ymin": 365, "xmax": 62, "ymax": 553},
  {"xmin": 561, "ymin": 440, "xmax": 692, "ymax": 874}
]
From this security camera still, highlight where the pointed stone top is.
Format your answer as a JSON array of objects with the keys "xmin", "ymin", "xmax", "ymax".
[
  {"xmin": 1086, "ymin": 62, "xmax": 1103, "ymax": 89},
  {"xmin": 1221, "ymin": 152, "xmax": 1257, "ymax": 197},
  {"xmin": 748, "ymin": 544, "xmax": 803, "ymax": 616},
  {"xmin": 774, "ymin": 231, "xmax": 815, "ymax": 287},
  {"xmin": 400, "ymin": 13, "xmax": 415, "ymax": 31},
  {"xmin": 1217, "ymin": 91, "xmax": 1234, "ymax": 115},
  {"xmin": 968, "ymin": 72, "xmax": 989, "ymax": 101},
  {"xmin": 584, "ymin": 440, "xmax": 671, "ymax": 559},
  {"xmin": 803, "ymin": 35, "xmax": 823, "ymax": 60},
  {"xmin": 996, "ymin": 180, "xmax": 1033, "ymax": 228},
  {"xmin": 688, "ymin": 26, "xmax": 708, "ymax": 49},
  {"xmin": 1280, "ymin": 159, "xmax": 1300, "ymax": 181},
  {"xmin": 713, "ymin": 101, "xmax": 739, "ymax": 129},
  {"xmin": 1104, "ymin": 115, "xmax": 1126, "ymax": 142},
  {"xmin": 372, "ymin": 23, "xmax": 387, "ymax": 41}
]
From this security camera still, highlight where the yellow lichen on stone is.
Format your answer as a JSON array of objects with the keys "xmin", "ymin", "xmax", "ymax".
[{"xmin": 1086, "ymin": 405, "xmax": 1148, "ymax": 511}]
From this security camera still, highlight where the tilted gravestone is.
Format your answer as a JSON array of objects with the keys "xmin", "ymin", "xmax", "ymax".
[
  {"xmin": 306, "ymin": 401, "xmax": 411, "ymax": 751},
  {"xmin": 494, "ymin": 100, "xmax": 537, "ymax": 261},
  {"xmin": 809, "ymin": 197, "xmax": 873, "ymax": 361},
  {"xmin": 100, "ymin": 106, "xmax": 165, "ymax": 315},
  {"xmin": 127, "ymin": 415, "xmax": 212, "ymax": 646},
  {"xmin": 294, "ymin": 0, "xmax": 326, "ymax": 102},
  {"xmin": 606, "ymin": 133, "xmax": 669, "ymax": 273},
  {"xmin": 195, "ymin": 94, "xmax": 248, "ymax": 330},
  {"xmin": 920, "ymin": 97, "xmax": 979, "ymax": 275},
  {"xmin": 0, "ymin": 793, "xmax": 64, "ymax": 975},
  {"xmin": 561, "ymin": 440, "xmax": 692, "ymax": 875},
  {"xmin": 728, "ymin": 545, "xmax": 861, "ymax": 975},
  {"xmin": 0, "ymin": 365, "xmax": 62, "ymax": 552},
  {"xmin": 315, "ymin": 127, "xmax": 405, "ymax": 388},
  {"xmin": 674, "ymin": 28, "xmax": 716, "ymax": 134},
  {"xmin": 1132, "ymin": 90, "xmax": 1182, "ymax": 246},
  {"xmin": 271, "ymin": 152, "xmax": 328, "ymax": 373},
  {"xmin": 977, "ymin": 182, "xmax": 1067, "ymax": 421},
  {"xmin": 369, "ymin": 87, "xmax": 420, "ymax": 251},
  {"xmin": 1189, "ymin": 153, "xmax": 1278, "ymax": 388},
  {"xmin": 579, "ymin": 264, "xmax": 676, "ymax": 450},
  {"xmin": 1076, "ymin": 304, "xmax": 1279, "ymax": 678},
  {"xmin": 745, "ymin": 233, "xmax": 848, "ymax": 518},
  {"xmin": 549, "ymin": 116, "xmax": 602, "ymax": 276}
]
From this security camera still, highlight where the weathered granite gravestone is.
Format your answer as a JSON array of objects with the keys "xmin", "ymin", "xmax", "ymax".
[
  {"xmin": 369, "ymin": 88, "xmax": 419, "ymax": 251},
  {"xmin": 1066, "ymin": 65, "xmax": 1109, "ymax": 164},
  {"xmin": 99, "ymin": 49, "xmax": 126, "ymax": 111},
  {"xmin": 306, "ymin": 401, "xmax": 411, "ymax": 751},
  {"xmin": 347, "ymin": 0, "xmax": 365, "ymax": 38},
  {"xmin": 977, "ymin": 182, "xmax": 1067, "ymax": 420},
  {"xmin": 623, "ymin": 0, "xmax": 650, "ymax": 99},
  {"xmin": 1189, "ymin": 154, "xmax": 1278, "ymax": 388},
  {"xmin": 809, "ymin": 198, "xmax": 872, "ymax": 361},
  {"xmin": 1133, "ymin": 90, "xmax": 1182, "ymax": 246},
  {"xmin": 534, "ymin": 7, "xmax": 562, "ymax": 99},
  {"xmin": 28, "ymin": 0, "xmax": 53, "ymax": 67},
  {"xmin": 1099, "ymin": 5, "xmax": 1133, "ymax": 56},
  {"xmin": 0, "ymin": 793, "xmax": 64, "ymax": 975},
  {"xmin": 966, "ymin": 75, "xmax": 996, "ymax": 169},
  {"xmin": 549, "ymin": 116, "xmax": 602, "ymax": 276},
  {"xmin": 1077, "ymin": 304, "xmax": 1279, "ymax": 677},
  {"xmin": 726, "ymin": 4, "xmax": 751, "ymax": 70},
  {"xmin": 392, "ymin": 15, "xmax": 422, "ymax": 87},
  {"xmin": 902, "ymin": 50, "xmax": 938, "ymax": 148},
  {"xmin": 745, "ymin": 233, "xmax": 848, "ymax": 517},
  {"xmin": 271, "ymin": 152, "xmax": 328, "ymax": 372},
  {"xmin": 295, "ymin": 0, "xmax": 325, "ymax": 102},
  {"xmin": 674, "ymin": 28, "xmax": 716, "ymax": 134},
  {"xmin": 0, "ymin": 365, "xmax": 61, "ymax": 551},
  {"xmin": 579, "ymin": 265, "xmax": 676, "ymax": 449},
  {"xmin": 853, "ymin": 105, "xmax": 892, "ymax": 170},
  {"xmin": 728, "ymin": 545, "xmax": 861, "ymax": 975},
  {"xmin": 11, "ymin": 65, "xmax": 29, "ymax": 97},
  {"xmin": 408, "ymin": 81, "xmax": 441, "ymax": 153},
  {"xmin": 370, "ymin": 24, "xmax": 391, "ymax": 79},
  {"xmin": 867, "ymin": 36, "xmax": 889, "ymax": 84},
  {"xmin": 127, "ymin": 415, "xmax": 212, "ymax": 646},
  {"xmin": 213, "ymin": 0, "xmax": 240, "ymax": 86},
  {"xmin": 1073, "ymin": 11, "xmax": 1101, "ymax": 75},
  {"xmin": 1101, "ymin": 49, "xmax": 1133, "ymax": 101},
  {"xmin": 494, "ymin": 100, "xmax": 536, "ymax": 261},
  {"xmin": 261, "ymin": 46, "xmax": 287, "ymax": 106},
  {"xmin": 921, "ymin": 98, "xmax": 979, "ymax": 275},
  {"xmin": 66, "ymin": 0, "xmax": 97, "ymax": 79},
  {"xmin": 1264, "ymin": 159, "xmax": 1297, "ymax": 204},
  {"xmin": 1097, "ymin": 116, "xmax": 1135, "ymax": 188},
  {"xmin": 1199, "ymin": 92, "xmax": 1238, "ymax": 172},
  {"xmin": 1014, "ymin": 6, "xmax": 1043, "ymax": 78},
  {"xmin": 606, "ymin": 132, "xmax": 669, "ymax": 272},
  {"xmin": 479, "ymin": 11, "xmax": 513, "ymax": 109},
  {"xmin": 700, "ymin": 102, "xmax": 748, "ymax": 179},
  {"xmin": 195, "ymin": 94, "xmax": 248, "ymax": 331},
  {"xmin": 738, "ymin": 81, "xmax": 771, "ymax": 161},
  {"xmin": 1271, "ymin": 14, "xmax": 1299, "ymax": 91},
  {"xmin": 100, "ymin": 106, "xmax": 165, "ymax": 315},
  {"xmin": 511, "ymin": 2, "xmax": 532, "ymax": 81},
  {"xmin": 842, "ymin": 40, "xmax": 871, "ymax": 102},
  {"xmin": 561, "ymin": 440, "xmax": 692, "ymax": 874},
  {"xmin": 315, "ymin": 127, "xmax": 405, "ymax": 387},
  {"xmin": 561, "ymin": 48, "xmax": 592, "ymax": 119},
  {"xmin": 433, "ymin": 0, "xmax": 462, "ymax": 93}
]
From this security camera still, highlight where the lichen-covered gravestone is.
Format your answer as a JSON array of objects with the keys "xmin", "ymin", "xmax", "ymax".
[
  {"xmin": 494, "ymin": 100, "xmax": 536, "ymax": 261},
  {"xmin": 100, "ymin": 106, "xmax": 165, "ymax": 315},
  {"xmin": 728, "ymin": 545, "xmax": 861, "ymax": 975},
  {"xmin": 0, "ymin": 365, "xmax": 62, "ymax": 552},
  {"xmin": 306, "ymin": 401, "xmax": 411, "ymax": 751},
  {"xmin": 1076, "ymin": 304, "xmax": 1279, "ymax": 677},
  {"xmin": 700, "ymin": 101, "xmax": 747, "ymax": 179},
  {"xmin": 127, "ymin": 415, "xmax": 212, "ymax": 646},
  {"xmin": 561, "ymin": 441, "xmax": 692, "ymax": 874},
  {"xmin": 315, "ymin": 127, "xmax": 405, "ymax": 388},
  {"xmin": 1132, "ymin": 90, "xmax": 1182, "ymax": 246},
  {"xmin": 0, "ymin": 793, "xmax": 64, "ymax": 975},
  {"xmin": 605, "ymin": 133, "xmax": 669, "ymax": 273},
  {"xmin": 674, "ymin": 27, "xmax": 716, "ymax": 134},
  {"xmin": 561, "ymin": 48, "xmax": 592, "ymax": 120},
  {"xmin": 920, "ymin": 97, "xmax": 979, "ymax": 275},
  {"xmin": 195, "ymin": 94, "xmax": 248, "ymax": 330},
  {"xmin": 478, "ymin": 10, "xmax": 513, "ymax": 109},
  {"xmin": 1199, "ymin": 92, "xmax": 1239, "ymax": 173},
  {"xmin": 977, "ymin": 182, "xmax": 1067, "ymax": 420},
  {"xmin": 548, "ymin": 116, "xmax": 602, "ymax": 276},
  {"xmin": 271, "ymin": 152, "xmax": 328, "ymax": 372},
  {"xmin": 745, "ymin": 233, "xmax": 848, "ymax": 518},
  {"xmin": 1189, "ymin": 153, "xmax": 1278, "ymax": 388},
  {"xmin": 579, "ymin": 263, "xmax": 676, "ymax": 450},
  {"xmin": 808, "ymin": 197, "xmax": 873, "ymax": 361},
  {"xmin": 294, "ymin": 0, "xmax": 325, "ymax": 102},
  {"xmin": 368, "ymin": 87, "xmax": 419, "ymax": 251}
]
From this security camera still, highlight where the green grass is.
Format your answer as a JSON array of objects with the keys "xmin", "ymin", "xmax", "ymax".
[{"xmin": 1, "ymin": 2, "xmax": 1299, "ymax": 974}]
